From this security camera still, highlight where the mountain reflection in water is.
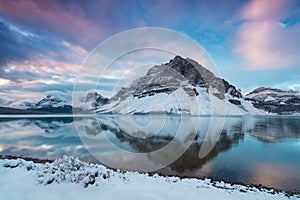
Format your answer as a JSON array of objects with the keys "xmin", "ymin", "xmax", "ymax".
[{"xmin": 0, "ymin": 115, "xmax": 299, "ymax": 193}]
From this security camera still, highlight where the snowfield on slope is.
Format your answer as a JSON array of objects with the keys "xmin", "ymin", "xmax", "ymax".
[
  {"xmin": 98, "ymin": 86, "xmax": 268, "ymax": 115},
  {"xmin": 0, "ymin": 156, "xmax": 298, "ymax": 200}
]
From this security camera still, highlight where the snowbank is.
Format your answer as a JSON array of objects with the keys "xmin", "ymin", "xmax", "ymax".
[{"xmin": 0, "ymin": 156, "xmax": 298, "ymax": 200}]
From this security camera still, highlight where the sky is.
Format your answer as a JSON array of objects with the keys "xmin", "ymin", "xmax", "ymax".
[{"xmin": 0, "ymin": 0, "xmax": 300, "ymax": 107}]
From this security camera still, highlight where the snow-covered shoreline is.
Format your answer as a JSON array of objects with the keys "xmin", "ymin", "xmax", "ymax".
[{"xmin": 0, "ymin": 156, "xmax": 298, "ymax": 200}]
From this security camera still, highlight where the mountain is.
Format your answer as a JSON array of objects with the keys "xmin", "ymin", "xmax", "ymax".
[
  {"xmin": 79, "ymin": 92, "xmax": 110, "ymax": 110},
  {"xmin": 0, "ymin": 92, "xmax": 104, "ymax": 115},
  {"xmin": 246, "ymin": 87, "xmax": 300, "ymax": 114},
  {"xmin": 35, "ymin": 94, "xmax": 69, "ymax": 108},
  {"xmin": 0, "ymin": 95, "xmax": 71, "ymax": 114},
  {"xmin": 97, "ymin": 56, "xmax": 265, "ymax": 115},
  {"xmin": 0, "ymin": 94, "xmax": 74, "ymax": 114},
  {"xmin": 26, "ymin": 94, "xmax": 73, "ymax": 114}
]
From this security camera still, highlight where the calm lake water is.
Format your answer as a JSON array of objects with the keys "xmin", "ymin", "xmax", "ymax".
[{"xmin": 0, "ymin": 115, "xmax": 300, "ymax": 193}]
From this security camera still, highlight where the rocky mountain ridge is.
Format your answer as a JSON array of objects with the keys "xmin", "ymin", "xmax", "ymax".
[{"xmin": 246, "ymin": 87, "xmax": 300, "ymax": 114}]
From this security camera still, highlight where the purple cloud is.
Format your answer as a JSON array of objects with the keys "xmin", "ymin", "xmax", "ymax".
[{"xmin": 234, "ymin": 0, "xmax": 300, "ymax": 70}]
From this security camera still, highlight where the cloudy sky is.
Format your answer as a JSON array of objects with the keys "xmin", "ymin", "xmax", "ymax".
[{"xmin": 0, "ymin": 0, "xmax": 300, "ymax": 106}]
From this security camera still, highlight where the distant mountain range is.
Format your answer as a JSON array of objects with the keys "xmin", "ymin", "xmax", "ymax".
[
  {"xmin": 0, "ymin": 56, "xmax": 299, "ymax": 115},
  {"xmin": 0, "ymin": 94, "xmax": 73, "ymax": 114},
  {"xmin": 246, "ymin": 87, "xmax": 300, "ymax": 114}
]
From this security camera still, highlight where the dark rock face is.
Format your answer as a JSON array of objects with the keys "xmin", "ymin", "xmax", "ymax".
[
  {"xmin": 213, "ymin": 93, "xmax": 225, "ymax": 100},
  {"xmin": 229, "ymin": 99, "xmax": 241, "ymax": 105},
  {"xmin": 252, "ymin": 101, "xmax": 300, "ymax": 114},
  {"xmin": 168, "ymin": 56, "xmax": 208, "ymax": 87},
  {"xmin": 168, "ymin": 56, "xmax": 242, "ymax": 98},
  {"xmin": 84, "ymin": 92, "xmax": 110, "ymax": 107},
  {"xmin": 246, "ymin": 87, "xmax": 300, "ymax": 114},
  {"xmin": 133, "ymin": 84, "xmax": 175, "ymax": 99}
]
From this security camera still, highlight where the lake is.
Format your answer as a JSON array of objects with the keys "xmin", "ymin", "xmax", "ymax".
[{"xmin": 0, "ymin": 115, "xmax": 299, "ymax": 193}]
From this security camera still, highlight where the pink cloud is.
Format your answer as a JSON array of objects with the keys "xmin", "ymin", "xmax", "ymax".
[
  {"xmin": 234, "ymin": 0, "xmax": 300, "ymax": 70},
  {"xmin": 240, "ymin": 0, "xmax": 290, "ymax": 21},
  {"xmin": 0, "ymin": 0, "xmax": 103, "ymax": 47},
  {"xmin": 6, "ymin": 54, "xmax": 80, "ymax": 76}
]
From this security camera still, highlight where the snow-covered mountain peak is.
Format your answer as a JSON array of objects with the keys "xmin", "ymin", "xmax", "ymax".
[
  {"xmin": 112, "ymin": 56, "xmax": 242, "ymax": 102},
  {"xmin": 97, "ymin": 56, "xmax": 265, "ymax": 115},
  {"xmin": 79, "ymin": 92, "xmax": 110, "ymax": 109},
  {"xmin": 35, "ymin": 94, "xmax": 69, "ymax": 109}
]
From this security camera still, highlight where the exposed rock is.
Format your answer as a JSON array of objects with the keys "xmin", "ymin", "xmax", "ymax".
[
  {"xmin": 213, "ymin": 93, "xmax": 225, "ymax": 100},
  {"xmin": 84, "ymin": 92, "xmax": 110, "ymax": 107},
  {"xmin": 229, "ymin": 99, "xmax": 241, "ymax": 105}
]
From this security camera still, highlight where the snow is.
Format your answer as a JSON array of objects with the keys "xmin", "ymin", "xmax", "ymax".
[
  {"xmin": 74, "ymin": 91, "xmax": 110, "ymax": 110},
  {"xmin": 264, "ymin": 96, "xmax": 276, "ymax": 102},
  {"xmin": 35, "ymin": 94, "xmax": 70, "ymax": 109},
  {"xmin": 98, "ymin": 85, "xmax": 269, "ymax": 116},
  {"xmin": 0, "ymin": 156, "xmax": 298, "ymax": 200}
]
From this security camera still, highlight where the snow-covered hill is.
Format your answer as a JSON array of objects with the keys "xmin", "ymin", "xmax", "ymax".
[
  {"xmin": 246, "ymin": 87, "xmax": 300, "ymax": 114},
  {"xmin": 97, "ymin": 56, "xmax": 266, "ymax": 115}
]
